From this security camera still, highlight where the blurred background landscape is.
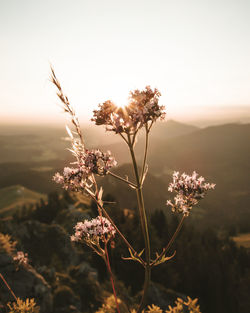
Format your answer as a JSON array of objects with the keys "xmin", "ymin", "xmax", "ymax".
[
  {"xmin": 1, "ymin": 0, "xmax": 250, "ymax": 312},
  {"xmin": 0, "ymin": 116, "xmax": 250, "ymax": 313}
]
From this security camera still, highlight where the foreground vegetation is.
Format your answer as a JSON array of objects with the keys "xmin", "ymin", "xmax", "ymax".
[{"xmin": 0, "ymin": 190, "xmax": 250, "ymax": 312}]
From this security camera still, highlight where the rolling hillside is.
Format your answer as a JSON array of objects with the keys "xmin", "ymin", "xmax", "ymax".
[
  {"xmin": 0, "ymin": 122, "xmax": 249, "ymax": 231},
  {"xmin": 0, "ymin": 185, "xmax": 46, "ymax": 217}
]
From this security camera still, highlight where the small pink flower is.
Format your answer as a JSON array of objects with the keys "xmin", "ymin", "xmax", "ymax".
[
  {"xmin": 13, "ymin": 251, "xmax": 29, "ymax": 266},
  {"xmin": 166, "ymin": 171, "xmax": 215, "ymax": 216},
  {"xmin": 53, "ymin": 149, "xmax": 117, "ymax": 191},
  {"xmin": 71, "ymin": 216, "xmax": 116, "ymax": 243}
]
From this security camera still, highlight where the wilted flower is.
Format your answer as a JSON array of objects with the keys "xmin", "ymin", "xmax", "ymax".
[
  {"xmin": 166, "ymin": 171, "xmax": 215, "ymax": 216},
  {"xmin": 53, "ymin": 149, "xmax": 117, "ymax": 191},
  {"xmin": 13, "ymin": 251, "xmax": 29, "ymax": 266},
  {"xmin": 92, "ymin": 86, "xmax": 165, "ymax": 134},
  {"xmin": 71, "ymin": 216, "xmax": 116, "ymax": 243}
]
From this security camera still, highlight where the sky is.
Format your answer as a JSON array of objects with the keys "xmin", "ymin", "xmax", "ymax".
[{"xmin": 0, "ymin": 0, "xmax": 250, "ymax": 125}]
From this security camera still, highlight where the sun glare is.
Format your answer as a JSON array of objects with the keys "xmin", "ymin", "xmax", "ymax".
[
  {"xmin": 112, "ymin": 93, "xmax": 130, "ymax": 110},
  {"xmin": 117, "ymin": 102, "xmax": 128, "ymax": 109}
]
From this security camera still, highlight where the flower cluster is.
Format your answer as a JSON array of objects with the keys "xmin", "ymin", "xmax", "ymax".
[
  {"xmin": 13, "ymin": 251, "xmax": 29, "ymax": 266},
  {"xmin": 53, "ymin": 149, "xmax": 117, "ymax": 191},
  {"xmin": 129, "ymin": 86, "xmax": 165, "ymax": 125},
  {"xmin": 84, "ymin": 149, "xmax": 117, "ymax": 175},
  {"xmin": 166, "ymin": 171, "xmax": 215, "ymax": 216},
  {"xmin": 92, "ymin": 86, "xmax": 165, "ymax": 134},
  {"xmin": 71, "ymin": 216, "xmax": 116, "ymax": 243}
]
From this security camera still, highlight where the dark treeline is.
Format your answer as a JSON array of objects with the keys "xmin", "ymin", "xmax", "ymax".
[{"xmin": 1, "ymin": 191, "xmax": 249, "ymax": 313}]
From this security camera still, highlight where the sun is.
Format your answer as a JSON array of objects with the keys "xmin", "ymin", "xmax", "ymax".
[
  {"xmin": 111, "ymin": 91, "xmax": 130, "ymax": 110},
  {"xmin": 117, "ymin": 102, "xmax": 128, "ymax": 109}
]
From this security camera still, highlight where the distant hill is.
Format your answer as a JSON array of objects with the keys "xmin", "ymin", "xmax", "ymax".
[
  {"xmin": 0, "ymin": 119, "xmax": 198, "ymax": 167},
  {"xmin": 0, "ymin": 122, "xmax": 249, "ymax": 231},
  {"xmin": 148, "ymin": 119, "xmax": 198, "ymax": 139},
  {"xmin": 0, "ymin": 160, "xmax": 66, "ymax": 194},
  {"xmin": 0, "ymin": 124, "xmax": 122, "ymax": 163},
  {"xmin": 97, "ymin": 163, "xmax": 170, "ymax": 212},
  {"xmin": 95, "ymin": 123, "xmax": 250, "ymax": 230},
  {"xmin": 98, "ymin": 120, "xmax": 198, "ymax": 164},
  {"xmin": 0, "ymin": 185, "xmax": 46, "ymax": 217},
  {"xmin": 149, "ymin": 123, "xmax": 250, "ymax": 172},
  {"xmin": 147, "ymin": 123, "xmax": 250, "ymax": 229},
  {"xmin": 186, "ymin": 105, "xmax": 250, "ymax": 127}
]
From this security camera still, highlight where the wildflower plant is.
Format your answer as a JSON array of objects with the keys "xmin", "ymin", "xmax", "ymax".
[{"xmin": 51, "ymin": 67, "xmax": 215, "ymax": 313}]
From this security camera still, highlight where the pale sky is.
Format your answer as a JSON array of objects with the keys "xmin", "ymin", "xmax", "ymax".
[{"xmin": 0, "ymin": 0, "xmax": 250, "ymax": 124}]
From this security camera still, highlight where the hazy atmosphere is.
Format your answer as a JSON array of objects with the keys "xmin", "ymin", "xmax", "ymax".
[
  {"xmin": 1, "ymin": 0, "xmax": 250, "ymax": 125},
  {"xmin": 0, "ymin": 1, "xmax": 250, "ymax": 313}
]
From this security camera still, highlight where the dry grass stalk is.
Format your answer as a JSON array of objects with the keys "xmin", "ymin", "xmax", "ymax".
[{"xmin": 50, "ymin": 66, "xmax": 84, "ymax": 147}]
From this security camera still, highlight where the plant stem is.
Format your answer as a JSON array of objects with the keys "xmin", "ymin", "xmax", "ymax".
[
  {"xmin": 104, "ymin": 241, "xmax": 121, "ymax": 313},
  {"xmin": 119, "ymin": 132, "xmax": 129, "ymax": 144},
  {"xmin": 108, "ymin": 171, "xmax": 137, "ymax": 188},
  {"xmin": 131, "ymin": 129, "xmax": 139, "ymax": 146},
  {"xmin": 151, "ymin": 215, "xmax": 185, "ymax": 267},
  {"xmin": 140, "ymin": 126, "xmax": 149, "ymax": 185},
  {"xmin": 88, "ymin": 193, "xmax": 145, "ymax": 266},
  {"xmin": 0, "ymin": 273, "xmax": 18, "ymax": 302},
  {"xmin": 127, "ymin": 134, "xmax": 151, "ymax": 313}
]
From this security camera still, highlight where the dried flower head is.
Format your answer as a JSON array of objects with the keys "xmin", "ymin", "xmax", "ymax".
[
  {"xmin": 71, "ymin": 216, "xmax": 116, "ymax": 243},
  {"xmin": 145, "ymin": 304, "xmax": 163, "ymax": 313},
  {"xmin": 166, "ymin": 296, "xmax": 201, "ymax": 313},
  {"xmin": 0, "ymin": 233, "xmax": 17, "ymax": 255},
  {"xmin": 166, "ymin": 171, "xmax": 215, "ymax": 216},
  {"xmin": 95, "ymin": 295, "xmax": 124, "ymax": 313},
  {"xmin": 53, "ymin": 149, "xmax": 117, "ymax": 191},
  {"xmin": 92, "ymin": 86, "xmax": 165, "ymax": 134},
  {"xmin": 7, "ymin": 298, "xmax": 40, "ymax": 313}
]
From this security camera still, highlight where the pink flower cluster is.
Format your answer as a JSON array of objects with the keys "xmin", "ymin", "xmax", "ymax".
[
  {"xmin": 71, "ymin": 216, "xmax": 116, "ymax": 242},
  {"xmin": 92, "ymin": 86, "xmax": 165, "ymax": 134},
  {"xmin": 53, "ymin": 149, "xmax": 117, "ymax": 191},
  {"xmin": 84, "ymin": 149, "xmax": 117, "ymax": 175},
  {"xmin": 166, "ymin": 171, "xmax": 215, "ymax": 216},
  {"xmin": 13, "ymin": 251, "xmax": 29, "ymax": 266},
  {"xmin": 129, "ymin": 86, "xmax": 165, "ymax": 124}
]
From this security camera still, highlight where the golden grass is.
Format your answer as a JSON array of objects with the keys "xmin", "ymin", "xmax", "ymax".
[{"xmin": 232, "ymin": 233, "xmax": 250, "ymax": 249}]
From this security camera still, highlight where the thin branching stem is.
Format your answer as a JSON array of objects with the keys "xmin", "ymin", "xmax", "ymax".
[
  {"xmin": 131, "ymin": 129, "xmax": 139, "ymax": 147},
  {"xmin": 119, "ymin": 132, "xmax": 129, "ymax": 144},
  {"xmin": 127, "ymin": 134, "xmax": 151, "ymax": 313},
  {"xmin": 104, "ymin": 240, "xmax": 121, "ymax": 313},
  {"xmin": 0, "ymin": 273, "xmax": 18, "ymax": 302},
  {"xmin": 151, "ymin": 215, "xmax": 186, "ymax": 267},
  {"xmin": 108, "ymin": 171, "xmax": 137, "ymax": 188},
  {"xmin": 148, "ymin": 121, "xmax": 153, "ymax": 132},
  {"xmin": 88, "ymin": 193, "xmax": 145, "ymax": 267},
  {"xmin": 90, "ymin": 244, "xmax": 104, "ymax": 258},
  {"xmin": 140, "ymin": 125, "xmax": 149, "ymax": 185}
]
